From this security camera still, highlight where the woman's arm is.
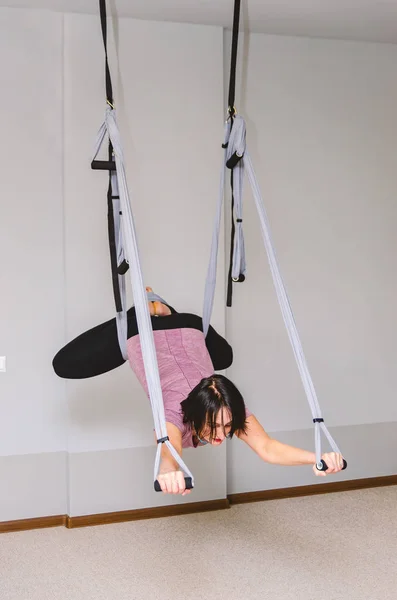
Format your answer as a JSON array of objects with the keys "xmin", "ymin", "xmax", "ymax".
[
  {"xmin": 156, "ymin": 422, "xmax": 192, "ymax": 495},
  {"xmin": 237, "ymin": 415, "xmax": 344, "ymax": 476}
]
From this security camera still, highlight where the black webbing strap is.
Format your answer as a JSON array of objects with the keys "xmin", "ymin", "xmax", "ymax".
[
  {"xmin": 226, "ymin": 0, "xmax": 242, "ymax": 307},
  {"xmin": 227, "ymin": 0, "xmax": 241, "ymax": 116},
  {"xmin": 226, "ymin": 171, "xmax": 235, "ymax": 307},
  {"xmin": 107, "ymin": 175, "xmax": 122, "ymax": 313},
  {"xmin": 93, "ymin": 0, "xmax": 124, "ymax": 313},
  {"xmin": 99, "ymin": 0, "xmax": 113, "ymax": 106}
]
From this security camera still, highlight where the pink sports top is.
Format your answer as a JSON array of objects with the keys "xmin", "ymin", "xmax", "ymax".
[{"xmin": 127, "ymin": 328, "xmax": 214, "ymax": 448}]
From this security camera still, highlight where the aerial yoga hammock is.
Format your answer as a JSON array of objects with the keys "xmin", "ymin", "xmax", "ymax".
[{"xmin": 53, "ymin": 0, "xmax": 347, "ymax": 491}]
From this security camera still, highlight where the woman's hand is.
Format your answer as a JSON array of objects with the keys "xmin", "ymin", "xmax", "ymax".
[
  {"xmin": 157, "ymin": 470, "xmax": 192, "ymax": 496},
  {"xmin": 313, "ymin": 452, "xmax": 345, "ymax": 477}
]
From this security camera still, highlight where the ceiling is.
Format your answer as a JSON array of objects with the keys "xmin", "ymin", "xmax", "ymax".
[{"xmin": 3, "ymin": 0, "xmax": 397, "ymax": 43}]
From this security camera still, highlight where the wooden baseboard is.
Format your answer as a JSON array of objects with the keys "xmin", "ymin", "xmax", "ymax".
[
  {"xmin": 0, "ymin": 515, "xmax": 66, "ymax": 534},
  {"xmin": 1, "ymin": 475, "xmax": 396, "ymax": 534},
  {"xmin": 66, "ymin": 498, "xmax": 230, "ymax": 529},
  {"xmin": 228, "ymin": 474, "xmax": 397, "ymax": 505},
  {"xmin": 0, "ymin": 500, "xmax": 229, "ymax": 534}
]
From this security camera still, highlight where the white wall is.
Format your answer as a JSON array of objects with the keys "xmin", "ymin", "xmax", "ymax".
[
  {"xmin": 225, "ymin": 32, "xmax": 397, "ymax": 492},
  {"xmin": 0, "ymin": 7, "xmax": 68, "ymax": 520},
  {"xmin": 0, "ymin": 8, "xmax": 67, "ymax": 457},
  {"xmin": 2, "ymin": 7, "xmax": 397, "ymax": 520},
  {"xmin": 0, "ymin": 7, "xmax": 225, "ymax": 520}
]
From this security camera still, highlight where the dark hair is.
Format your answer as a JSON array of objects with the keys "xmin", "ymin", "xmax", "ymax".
[{"xmin": 180, "ymin": 374, "xmax": 248, "ymax": 443}]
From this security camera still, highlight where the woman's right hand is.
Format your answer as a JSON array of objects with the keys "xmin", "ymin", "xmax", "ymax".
[{"xmin": 157, "ymin": 470, "xmax": 192, "ymax": 496}]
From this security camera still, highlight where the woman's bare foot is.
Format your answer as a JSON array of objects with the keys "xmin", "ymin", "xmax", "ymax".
[{"xmin": 146, "ymin": 287, "xmax": 171, "ymax": 317}]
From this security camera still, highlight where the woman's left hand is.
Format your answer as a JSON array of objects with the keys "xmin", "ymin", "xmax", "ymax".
[{"xmin": 313, "ymin": 452, "xmax": 345, "ymax": 477}]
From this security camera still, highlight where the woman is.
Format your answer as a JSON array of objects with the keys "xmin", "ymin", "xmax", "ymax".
[
  {"xmin": 135, "ymin": 290, "xmax": 344, "ymax": 495},
  {"xmin": 53, "ymin": 287, "xmax": 345, "ymax": 496}
]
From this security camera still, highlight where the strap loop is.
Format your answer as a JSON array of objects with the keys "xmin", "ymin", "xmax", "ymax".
[{"xmin": 157, "ymin": 436, "xmax": 170, "ymax": 444}]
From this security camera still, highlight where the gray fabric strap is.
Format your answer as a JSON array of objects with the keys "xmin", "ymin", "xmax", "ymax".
[
  {"xmin": 244, "ymin": 149, "xmax": 341, "ymax": 466},
  {"xmin": 203, "ymin": 115, "xmax": 342, "ymax": 467},
  {"xmin": 145, "ymin": 291, "xmax": 169, "ymax": 305},
  {"xmin": 203, "ymin": 117, "xmax": 248, "ymax": 336},
  {"xmin": 229, "ymin": 120, "xmax": 246, "ymax": 282},
  {"xmin": 202, "ymin": 121, "xmax": 230, "ymax": 337},
  {"xmin": 93, "ymin": 107, "xmax": 194, "ymax": 484}
]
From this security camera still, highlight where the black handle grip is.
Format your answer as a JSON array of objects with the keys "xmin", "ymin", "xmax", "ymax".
[
  {"xmin": 154, "ymin": 477, "xmax": 194, "ymax": 492},
  {"xmin": 226, "ymin": 151, "xmax": 244, "ymax": 169},
  {"xmin": 317, "ymin": 459, "xmax": 347, "ymax": 472},
  {"xmin": 91, "ymin": 160, "xmax": 116, "ymax": 171},
  {"xmin": 117, "ymin": 259, "xmax": 129, "ymax": 275}
]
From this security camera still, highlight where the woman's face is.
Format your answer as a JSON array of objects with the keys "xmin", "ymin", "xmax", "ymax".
[{"xmin": 201, "ymin": 407, "xmax": 233, "ymax": 445}]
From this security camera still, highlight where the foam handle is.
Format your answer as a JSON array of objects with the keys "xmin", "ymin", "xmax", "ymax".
[
  {"xmin": 154, "ymin": 477, "xmax": 194, "ymax": 492},
  {"xmin": 226, "ymin": 151, "xmax": 243, "ymax": 169},
  {"xmin": 91, "ymin": 160, "xmax": 116, "ymax": 171},
  {"xmin": 317, "ymin": 459, "xmax": 347, "ymax": 472}
]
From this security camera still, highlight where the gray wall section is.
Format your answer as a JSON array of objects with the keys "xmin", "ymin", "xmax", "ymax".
[
  {"xmin": 1, "ymin": 422, "xmax": 395, "ymax": 523},
  {"xmin": 227, "ymin": 422, "xmax": 397, "ymax": 495},
  {"xmin": 223, "ymin": 31, "xmax": 397, "ymax": 494},
  {"xmin": 2, "ymin": 10, "xmax": 397, "ymax": 523},
  {"xmin": 0, "ymin": 452, "xmax": 68, "ymax": 522},
  {"xmin": 0, "ymin": 8, "xmax": 67, "ymax": 458},
  {"xmin": 0, "ymin": 446, "xmax": 226, "ymax": 523},
  {"xmin": 68, "ymin": 444, "xmax": 227, "ymax": 517}
]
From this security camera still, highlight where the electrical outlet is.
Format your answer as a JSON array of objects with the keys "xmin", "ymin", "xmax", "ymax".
[{"xmin": 0, "ymin": 356, "xmax": 6, "ymax": 372}]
